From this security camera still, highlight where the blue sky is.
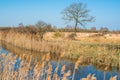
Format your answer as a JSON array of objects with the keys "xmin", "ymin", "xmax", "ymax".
[{"xmin": 0, "ymin": 0, "xmax": 120, "ymax": 30}]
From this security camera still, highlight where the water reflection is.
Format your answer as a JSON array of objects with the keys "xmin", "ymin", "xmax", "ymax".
[
  {"xmin": 50, "ymin": 60, "xmax": 120, "ymax": 80},
  {"xmin": 0, "ymin": 41, "xmax": 120, "ymax": 80}
]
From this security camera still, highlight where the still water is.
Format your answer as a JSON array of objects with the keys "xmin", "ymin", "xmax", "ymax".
[{"xmin": 0, "ymin": 43, "xmax": 120, "ymax": 80}]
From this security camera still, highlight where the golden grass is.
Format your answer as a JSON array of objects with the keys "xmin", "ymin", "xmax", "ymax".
[
  {"xmin": 46, "ymin": 32, "xmax": 120, "ymax": 44},
  {"xmin": 0, "ymin": 30, "xmax": 119, "ymax": 69}
]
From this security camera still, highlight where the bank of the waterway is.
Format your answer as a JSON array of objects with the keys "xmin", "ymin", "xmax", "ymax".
[{"xmin": 1, "ymin": 40, "xmax": 120, "ymax": 70}]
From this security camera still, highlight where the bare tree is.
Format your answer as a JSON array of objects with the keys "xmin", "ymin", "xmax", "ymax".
[
  {"xmin": 62, "ymin": 3, "xmax": 94, "ymax": 32},
  {"xmin": 35, "ymin": 20, "xmax": 47, "ymax": 41},
  {"xmin": 36, "ymin": 20, "xmax": 47, "ymax": 31}
]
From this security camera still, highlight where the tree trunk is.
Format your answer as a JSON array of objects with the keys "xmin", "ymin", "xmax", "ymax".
[{"xmin": 74, "ymin": 20, "xmax": 78, "ymax": 33}]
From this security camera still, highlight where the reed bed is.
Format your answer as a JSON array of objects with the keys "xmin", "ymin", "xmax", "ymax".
[
  {"xmin": 0, "ymin": 52, "xmax": 61, "ymax": 80},
  {"xmin": 0, "ymin": 30, "xmax": 120, "ymax": 69},
  {"xmin": 0, "ymin": 52, "xmax": 119, "ymax": 80}
]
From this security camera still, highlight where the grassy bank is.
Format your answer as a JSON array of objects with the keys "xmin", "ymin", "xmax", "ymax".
[{"xmin": 0, "ymin": 30, "xmax": 120, "ymax": 69}]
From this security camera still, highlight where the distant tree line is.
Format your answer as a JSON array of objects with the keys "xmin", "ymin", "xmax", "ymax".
[{"xmin": 0, "ymin": 22, "xmax": 120, "ymax": 34}]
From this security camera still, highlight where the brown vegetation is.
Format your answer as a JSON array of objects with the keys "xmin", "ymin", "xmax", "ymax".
[
  {"xmin": 0, "ymin": 29, "xmax": 120, "ymax": 69},
  {"xmin": 0, "ymin": 52, "xmax": 118, "ymax": 80}
]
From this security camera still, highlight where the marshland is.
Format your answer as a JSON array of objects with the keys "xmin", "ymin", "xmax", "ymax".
[
  {"xmin": 0, "ymin": 26, "xmax": 120, "ymax": 80},
  {"xmin": 0, "ymin": 0, "xmax": 120, "ymax": 80}
]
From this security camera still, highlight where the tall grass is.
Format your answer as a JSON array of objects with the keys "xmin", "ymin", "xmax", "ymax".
[
  {"xmin": 0, "ymin": 30, "xmax": 120, "ymax": 69},
  {"xmin": 0, "ymin": 52, "xmax": 118, "ymax": 80}
]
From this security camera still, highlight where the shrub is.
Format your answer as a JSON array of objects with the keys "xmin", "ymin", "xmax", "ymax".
[
  {"xmin": 67, "ymin": 33, "xmax": 76, "ymax": 40},
  {"xmin": 53, "ymin": 31, "xmax": 62, "ymax": 38}
]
